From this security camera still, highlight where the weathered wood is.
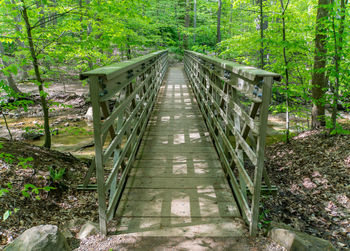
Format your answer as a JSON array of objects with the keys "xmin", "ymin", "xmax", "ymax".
[
  {"xmin": 89, "ymin": 76, "xmax": 107, "ymax": 235},
  {"xmin": 113, "ymin": 64, "xmax": 242, "ymax": 237},
  {"xmin": 116, "ymin": 199, "xmax": 240, "ymax": 218},
  {"xmin": 80, "ymin": 50, "xmax": 167, "ymax": 80},
  {"xmin": 121, "ymin": 188, "xmax": 235, "ymax": 202},
  {"xmin": 184, "ymin": 51, "xmax": 279, "ymax": 236},
  {"xmin": 185, "ymin": 50, "xmax": 280, "ymax": 82},
  {"xmin": 80, "ymin": 50, "xmax": 168, "ymax": 234},
  {"xmin": 250, "ymin": 76, "xmax": 273, "ymax": 236}
]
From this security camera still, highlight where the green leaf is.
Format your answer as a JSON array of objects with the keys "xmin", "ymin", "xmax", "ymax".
[
  {"xmin": 22, "ymin": 191, "xmax": 30, "ymax": 197},
  {"xmin": 3, "ymin": 210, "xmax": 11, "ymax": 221}
]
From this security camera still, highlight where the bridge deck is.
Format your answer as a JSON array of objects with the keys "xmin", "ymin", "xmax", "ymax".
[{"xmin": 114, "ymin": 64, "xmax": 246, "ymax": 237}]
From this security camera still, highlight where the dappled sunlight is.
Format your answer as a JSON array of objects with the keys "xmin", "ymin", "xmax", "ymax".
[
  {"xmin": 172, "ymin": 163, "xmax": 187, "ymax": 174},
  {"xmin": 171, "ymin": 196, "xmax": 191, "ymax": 217},
  {"xmin": 161, "ymin": 116, "xmax": 170, "ymax": 122},
  {"xmin": 111, "ymin": 64, "xmax": 242, "ymax": 238},
  {"xmin": 173, "ymin": 134, "xmax": 185, "ymax": 144}
]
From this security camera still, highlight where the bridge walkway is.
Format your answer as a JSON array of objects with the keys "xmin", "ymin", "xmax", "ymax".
[{"xmin": 113, "ymin": 64, "xmax": 246, "ymax": 237}]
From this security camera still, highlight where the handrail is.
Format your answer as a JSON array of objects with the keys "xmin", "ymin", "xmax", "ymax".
[
  {"xmin": 80, "ymin": 50, "xmax": 168, "ymax": 234},
  {"xmin": 184, "ymin": 50, "xmax": 280, "ymax": 236}
]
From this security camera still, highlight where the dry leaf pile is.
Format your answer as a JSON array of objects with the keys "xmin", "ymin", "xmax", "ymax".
[{"xmin": 263, "ymin": 130, "xmax": 350, "ymax": 250}]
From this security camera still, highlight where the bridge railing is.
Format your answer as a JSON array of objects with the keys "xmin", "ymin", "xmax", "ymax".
[
  {"xmin": 184, "ymin": 50, "xmax": 280, "ymax": 236},
  {"xmin": 80, "ymin": 50, "xmax": 168, "ymax": 234}
]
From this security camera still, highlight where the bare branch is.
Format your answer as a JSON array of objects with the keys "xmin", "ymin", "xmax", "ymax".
[
  {"xmin": 31, "ymin": 6, "xmax": 80, "ymax": 30},
  {"xmin": 35, "ymin": 31, "xmax": 66, "ymax": 56}
]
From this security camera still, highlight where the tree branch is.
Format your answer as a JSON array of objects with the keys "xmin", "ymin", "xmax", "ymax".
[
  {"xmin": 31, "ymin": 6, "xmax": 79, "ymax": 30},
  {"xmin": 35, "ymin": 31, "xmax": 66, "ymax": 56}
]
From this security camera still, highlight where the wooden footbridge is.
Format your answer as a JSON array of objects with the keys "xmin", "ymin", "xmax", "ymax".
[{"xmin": 80, "ymin": 50, "xmax": 280, "ymax": 238}]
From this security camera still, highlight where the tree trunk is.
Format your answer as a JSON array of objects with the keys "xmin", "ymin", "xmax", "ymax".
[
  {"xmin": 280, "ymin": 0, "xmax": 290, "ymax": 143},
  {"xmin": 184, "ymin": 0, "xmax": 190, "ymax": 50},
  {"xmin": 21, "ymin": 2, "xmax": 51, "ymax": 149},
  {"xmin": 11, "ymin": 0, "xmax": 29, "ymax": 81},
  {"xmin": 193, "ymin": 0, "xmax": 197, "ymax": 43},
  {"xmin": 330, "ymin": 0, "xmax": 347, "ymax": 132},
  {"xmin": 229, "ymin": 0, "xmax": 233, "ymax": 36},
  {"xmin": 217, "ymin": 0, "xmax": 222, "ymax": 46},
  {"xmin": 259, "ymin": 0, "xmax": 265, "ymax": 68},
  {"xmin": 311, "ymin": 0, "xmax": 330, "ymax": 128},
  {"xmin": 0, "ymin": 42, "xmax": 21, "ymax": 93}
]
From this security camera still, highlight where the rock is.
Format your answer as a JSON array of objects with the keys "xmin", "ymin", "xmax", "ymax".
[
  {"xmin": 64, "ymin": 122, "xmax": 69, "ymax": 127},
  {"xmin": 52, "ymin": 129, "xmax": 59, "ymax": 135},
  {"xmin": 4, "ymin": 225, "xmax": 70, "ymax": 251},
  {"xmin": 78, "ymin": 221, "xmax": 99, "ymax": 239},
  {"xmin": 22, "ymin": 132, "xmax": 43, "ymax": 140},
  {"xmin": 85, "ymin": 107, "xmax": 93, "ymax": 122},
  {"xmin": 268, "ymin": 222, "xmax": 337, "ymax": 251}
]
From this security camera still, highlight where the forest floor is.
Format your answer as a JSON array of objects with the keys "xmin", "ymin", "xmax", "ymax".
[
  {"xmin": 263, "ymin": 130, "xmax": 350, "ymax": 250},
  {"xmin": 0, "ymin": 81, "xmax": 349, "ymax": 250}
]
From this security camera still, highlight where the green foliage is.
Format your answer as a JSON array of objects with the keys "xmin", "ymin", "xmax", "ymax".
[
  {"xmin": 24, "ymin": 123, "xmax": 58, "ymax": 136},
  {"xmin": 17, "ymin": 157, "xmax": 34, "ymax": 169},
  {"xmin": 0, "ymin": 80, "xmax": 33, "ymax": 111},
  {"xmin": 0, "ymin": 152, "xmax": 15, "ymax": 164},
  {"xmin": 49, "ymin": 166, "xmax": 66, "ymax": 183},
  {"xmin": 61, "ymin": 126, "xmax": 92, "ymax": 136},
  {"xmin": 325, "ymin": 116, "xmax": 350, "ymax": 135},
  {"xmin": 258, "ymin": 207, "xmax": 271, "ymax": 231},
  {"xmin": 21, "ymin": 183, "xmax": 55, "ymax": 200}
]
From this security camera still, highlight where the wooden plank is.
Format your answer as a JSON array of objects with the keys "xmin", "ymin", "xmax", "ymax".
[
  {"xmin": 125, "ymin": 177, "xmax": 231, "ymax": 189},
  {"xmin": 129, "ymin": 166, "xmax": 225, "ymax": 178},
  {"xmin": 120, "ymin": 188, "xmax": 234, "ymax": 202},
  {"xmin": 116, "ymin": 199, "xmax": 240, "ymax": 218},
  {"xmin": 113, "ymin": 217, "xmax": 246, "ymax": 237},
  {"xmin": 133, "ymin": 159, "xmax": 222, "ymax": 167}
]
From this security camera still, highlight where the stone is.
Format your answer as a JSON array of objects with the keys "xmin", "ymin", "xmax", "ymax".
[
  {"xmin": 78, "ymin": 221, "xmax": 99, "ymax": 239},
  {"xmin": 85, "ymin": 107, "xmax": 93, "ymax": 122},
  {"xmin": 268, "ymin": 222, "xmax": 337, "ymax": 251},
  {"xmin": 4, "ymin": 225, "xmax": 70, "ymax": 251},
  {"xmin": 22, "ymin": 132, "xmax": 43, "ymax": 140}
]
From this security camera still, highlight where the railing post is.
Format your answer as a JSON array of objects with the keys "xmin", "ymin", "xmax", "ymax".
[
  {"xmin": 89, "ymin": 75, "xmax": 107, "ymax": 235},
  {"xmin": 250, "ymin": 76, "xmax": 273, "ymax": 236}
]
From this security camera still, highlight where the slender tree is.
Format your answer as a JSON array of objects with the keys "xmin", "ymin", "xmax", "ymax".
[
  {"xmin": 193, "ymin": 0, "xmax": 197, "ymax": 43},
  {"xmin": 217, "ymin": 0, "xmax": 222, "ymax": 46},
  {"xmin": 311, "ymin": 0, "xmax": 330, "ymax": 128},
  {"xmin": 330, "ymin": 0, "xmax": 347, "ymax": 132},
  {"xmin": 184, "ymin": 0, "xmax": 190, "ymax": 50},
  {"xmin": 0, "ymin": 42, "xmax": 21, "ymax": 93},
  {"xmin": 280, "ymin": 0, "xmax": 291, "ymax": 142},
  {"xmin": 21, "ymin": 0, "xmax": 51, "ymax": 148}
]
